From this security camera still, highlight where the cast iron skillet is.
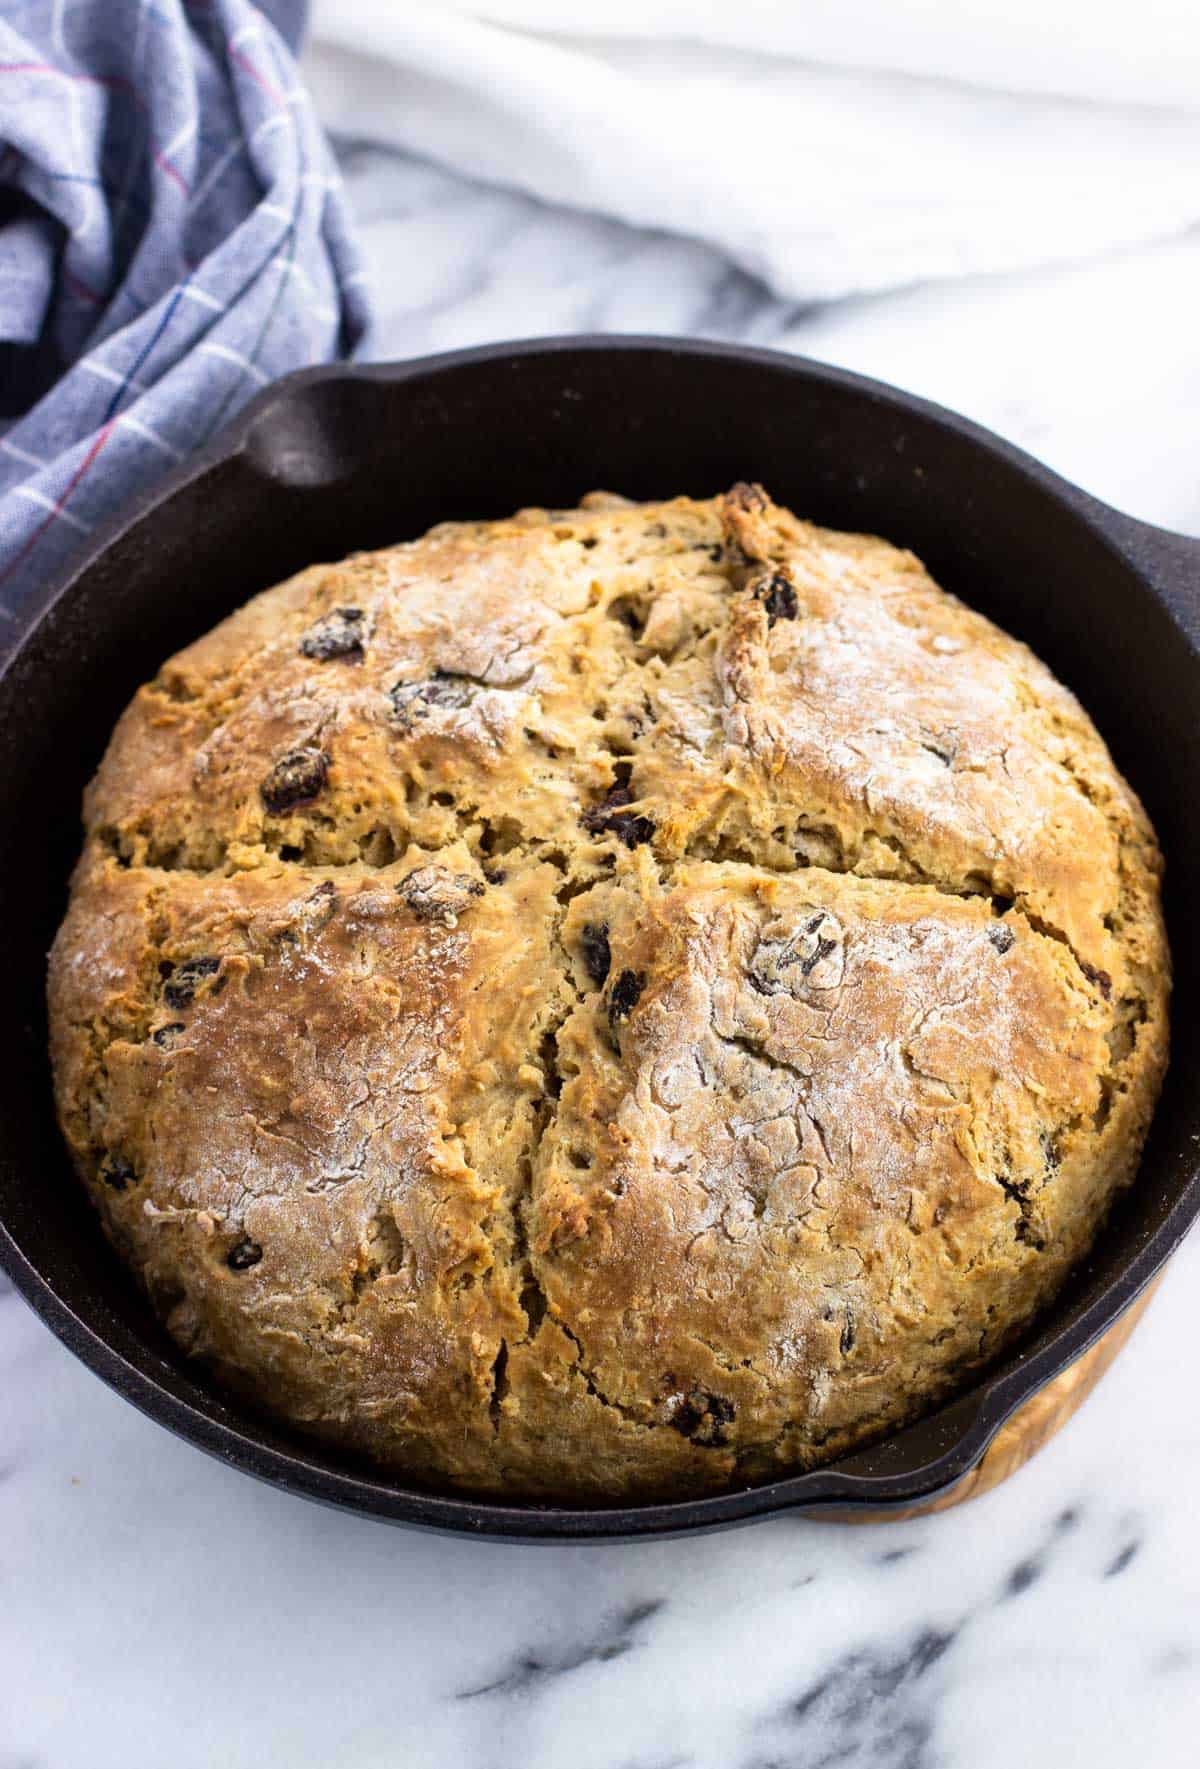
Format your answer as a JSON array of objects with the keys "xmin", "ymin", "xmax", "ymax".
[{"xmin": 1, "ymin": 338, "xmax": 1197, "ymax": 1541}]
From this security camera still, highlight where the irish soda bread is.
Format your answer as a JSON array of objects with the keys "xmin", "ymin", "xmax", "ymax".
[{"xmin": 48, "ymin": 486, "xmax": 1169, "ymax": 1501}]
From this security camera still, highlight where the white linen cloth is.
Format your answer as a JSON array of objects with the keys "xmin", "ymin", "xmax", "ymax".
[{"xmin": 306, "ymin": 0, "xmax": 1200, "ymax": 304}]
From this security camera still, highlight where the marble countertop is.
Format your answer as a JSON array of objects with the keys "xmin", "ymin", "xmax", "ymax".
[{"xmin": 4, "ymin": 136, "xmax": 1199, "ymax": 1769}]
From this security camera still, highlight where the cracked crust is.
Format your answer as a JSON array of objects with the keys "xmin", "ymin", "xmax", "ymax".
[{"xmin": 48, "ymin": 486, "xmax": 1169, "ymax": 1501}]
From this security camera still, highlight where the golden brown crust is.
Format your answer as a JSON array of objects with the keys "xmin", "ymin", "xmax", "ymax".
[{"xmin": 48, "ymin": 487, "xmax": 1169, "ymax": 1501}]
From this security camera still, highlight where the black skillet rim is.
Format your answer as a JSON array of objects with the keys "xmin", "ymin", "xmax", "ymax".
[{"xmin": 1, "ymin": 335, "xmax": 1196, "ymax": 1541}]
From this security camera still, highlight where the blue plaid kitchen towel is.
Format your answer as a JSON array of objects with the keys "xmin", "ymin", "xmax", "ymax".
[{"xmin": 0, "ymin": 0, "xmax": 370, "ymax": 621}]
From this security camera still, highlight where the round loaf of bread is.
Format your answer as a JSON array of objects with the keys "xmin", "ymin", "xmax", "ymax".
[{"xmin": 48, "ymin": 485, "xmax": 1169, "ymax": 1500}]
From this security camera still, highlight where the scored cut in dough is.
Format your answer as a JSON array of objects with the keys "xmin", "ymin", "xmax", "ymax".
[{"xmin": 48, "ymin": 485, "xmax": 1169, "ymax": 1501}]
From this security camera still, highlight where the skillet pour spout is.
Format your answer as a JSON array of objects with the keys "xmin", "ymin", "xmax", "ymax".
[{"xmin": 0, "ymin": 338, "xmax": 1197, "ymax": 1541}]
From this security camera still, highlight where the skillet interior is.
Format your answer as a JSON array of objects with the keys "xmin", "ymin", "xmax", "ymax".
[{"xmin": 1, "ymin": 339, "xmax": 1197, "ymax": 1539}]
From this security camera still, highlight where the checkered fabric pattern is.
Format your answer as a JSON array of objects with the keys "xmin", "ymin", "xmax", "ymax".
[{"xmin": 0, "ymin": 0, "xmax": 371, "ymax": 621}]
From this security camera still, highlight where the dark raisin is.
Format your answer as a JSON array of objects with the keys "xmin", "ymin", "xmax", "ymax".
[
  {"xmin": 580, "ymin": 922, "xmax": 611, "ymax": 986},
  {"xmin": 261, "ymin": 747, "xmax": 329, "ymax": 814},
  {"xmin": 615, "ymin": 813, "xmax": 656, "ymax": 849},
  {"xmin": 840, "ymin": 1312, "xmax": 856, "ymax": 1355},
  {"xmin": 607, "ymin": 968, "xmax": 645, "ymax": 1030},
  {"xmin": 152, "ymin": 1021, "xmax": 186, "ymax": 1047},
  {"xmin": 163, "ymin": 956, "xmax": 221, "ymax": 1010},
  {"xmin": 753, "ymin": 570, "xmax": 798, "ymax": 626},
  {"xmin": 396, "ymin": 865, "xmax": 484, "ymax": 926},
  {"xmin": 227, "ymin": 1238, "xmax": 263, "ymax": 1271},
  {"xmin": 582, "ymin": 783, "xmax": 631, "ymax": 829},
  {"xmin": 707, "ymin": 543, "xmax": 724, "ymax": 563},
  {"xmin": 672, "ymin": 1390, "xmax": 736, "ymax": 1447},
  {"xmin": 299, "ymin": 606, "xmax": 365, "ymax": 661},
  {"xmin": 581, "ymin": 785, "xmax": 656, "ymax": 849},
  {"xmin": 388, "ymin": 673, "xmax": 472, "ymax": 726},
  {"xmin": 988, "ymin": 924, "xmax": 1016, "ymax": 955},
  {"xmin": 100, "ymin": 1155, "xmax": 136, "ymax": 1192},
  {"xmin": 1079, "ymin": 959, "xmax": 1113, "ymax": 999},
  {"xmin": 751, "ymin": 912, "xmax": 843, "ymax": 997}
]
